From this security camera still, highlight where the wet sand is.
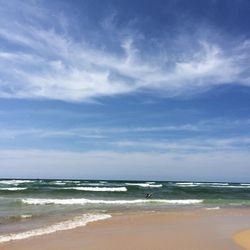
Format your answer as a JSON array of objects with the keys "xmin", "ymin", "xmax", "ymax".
[{"xmin": 1, "ymin": 209, "xmax": 250, "ymax": 250}]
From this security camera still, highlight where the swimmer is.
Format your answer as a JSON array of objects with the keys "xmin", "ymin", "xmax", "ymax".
[{"xmin": 145, "ymin": 193, "xmax": 152, "ymax": 199}]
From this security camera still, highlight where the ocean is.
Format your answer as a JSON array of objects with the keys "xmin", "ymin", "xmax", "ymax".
[{"xmin": 1, "ymin": 179, "xmax": 250, "ymax": 243}]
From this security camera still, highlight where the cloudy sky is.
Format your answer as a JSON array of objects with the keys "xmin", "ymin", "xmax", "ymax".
[{"xmin": 0, "ymin": 0, "xmax": 250, "ymax": 181}]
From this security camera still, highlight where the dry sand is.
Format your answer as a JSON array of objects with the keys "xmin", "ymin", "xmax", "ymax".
[
  {"xmin": 234, "ymin": 229, "xmax": 250, "ymax": 250},
  {"xmin": 1, "ymin": 209, "xmax": 250, "ymax": 250}
]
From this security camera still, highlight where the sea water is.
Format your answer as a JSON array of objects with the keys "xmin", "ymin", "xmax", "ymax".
[{"xmin": 1, "ymin": 179, "xmax": 250, "ymax": 243}]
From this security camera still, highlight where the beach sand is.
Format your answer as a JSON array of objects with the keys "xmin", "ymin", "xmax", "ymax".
[
  {"xmin": 234, "ymin": 229, "xmax": 250, "ymax": 250},
  {"xmin": 1, "ymin": 209, "xmax": 250, "ymax": 250}
]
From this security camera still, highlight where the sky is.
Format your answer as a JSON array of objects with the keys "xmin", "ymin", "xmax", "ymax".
[{"xmin": 0, "ymin": 0, "xmax": 250, "ymax": 181}]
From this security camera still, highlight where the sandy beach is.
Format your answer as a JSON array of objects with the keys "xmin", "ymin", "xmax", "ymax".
[
  {"xmin": 234, "ymin": 229, "xmax": 250, "ymax": 250},
  {"xmin": 1, "ymin": 209, "xmax": 250, "ymax": 250}
]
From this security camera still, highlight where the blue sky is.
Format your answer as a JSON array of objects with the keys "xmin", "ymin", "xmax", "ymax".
[{"xmin": 0, "ymin": 0, "xmax": 250, "ymax": 181}]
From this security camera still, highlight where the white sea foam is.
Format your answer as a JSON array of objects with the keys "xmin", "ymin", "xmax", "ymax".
[
  {"xmin": 125, "ymin": 183, "xmax": 163, "ymax": 188},
  {"xmin": 175, "ymin": 182, "xmax": 232, "ymax": 187},
  {"xmin": 64, "ymin": 180, "xmax": 81, "ymax": 183},
  {"xmin": 0, "ymin": 187, "xmax": 27, "ymax": 191},
  {"xmin": 175, "ymin": 184, "xmax": 198, "ymax": 187},
  {"xmin": 63, "ymin": 187, "xmax": 127, "ymax": 192},
  {"xmin": 192, "ymin": 182, "xmax": 229, "ymax": 186},
  {"xmin": 205, "ymin": 185, "xmax": 250, "ymax": 188},
  {"xmin": 174, "ymin": 183, "xmax": 245, "ymax": 188},
  {"xmin": 147, "ymin": 184, "xmax": 162, "ymax": 188},
  {"xmin": 53, "ymin": 181, "xmax": 66, "ymax": 185},
  {"xmin": 20, "ymin": 214, "xmax": 32, "ymax": 219},
  {"xmin": 204, "ymin": 206, "xmax": 220, "ymax": 210},
  {"xmin": 22, "ymin": 198, "xmax": 203, "ymax": 205},
  {"xmin": 0, "ymin": 180, "xmax": 34, "ymax": 185},
  {"xmin": 175, "ymin": 182, "xmax": 195, "ymax": 185},
  {"xmin": 0, "ymin": 214, "xmax": 111, "ymax": 243},
  {"xmin": 77, "ymin": 183, "xmax": 104, "ymax": 186},
  {"xmin": 175, "ymin": 182, "xmax": 199, "ymax": 187},
  {"xmin": 207, "ymin": 183, "xmax": 229, "ymax": 186}
]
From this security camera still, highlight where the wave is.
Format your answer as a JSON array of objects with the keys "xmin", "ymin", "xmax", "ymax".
[
  {"xmin": 204, "ymin": 207, "xmax": 220, "ymax": 210},
  {"xmin": 190, "ymin": 182, "xmax": 229, "ymax": 186},
  {"xmin": 175, "ymin": 182, "xmax": 195, "ymax": 185},
  {"xmin": 0, "ymin": 180, "xmax": 34, "ymax": 185},
  {"xmin": 22, "ymin": 198, "xmax": 203, "ymax": 205},
  {"xmin": 52, "ymin": 181, "xmax": 66, "ymax": 185},
  {"xmin": 0, "ymin": 187, "xmax": 27, "ymax": 191},
  {"xmin": 176, "ymin": 184, "xmax": 249, "ymax": 189},
  {"xmin": 20, "ymin": 214, "xmax": 32, "ymax": 219},
  {"xmin": 6, "ymin": 214, "xmax": 33, "ymax": 222},
  {"xmin": 205, "ymin": 183, "xmax": 229, "ymax": 186},
  {"xmin": 174, "ymin": 182, "xmax": 238, "ymax": 188},
  {"xmin": 211, "ymin": 185, "xmax": 250, "ymax": 188},
  {"xmin": 175, "ymin": 182, "xmax": 199, "ymax": 187},
  {"xmin": 64, "ymin": 180, "xmax": 81, "ymax": 183},
  {"xmin": 175, "ymin": 184, "xmax": 198, "ymax": 187},
  {"xmin": 77, "ymin": 183, "xmax": 105, "ymax": 186},
  {"xmin": 175, "ymin": 182, "xmax": 229, "ymax": 186},
  {"xmin": 63, "ymin": 187, "xmax": 127, "ymax": 192},
  {"xmin": 0, "ymin": 213, "xmax": 111, "ymax": 243},
  {"xmin": 125, "ymin": 183, "xmax": 163, "ymax": 188}
]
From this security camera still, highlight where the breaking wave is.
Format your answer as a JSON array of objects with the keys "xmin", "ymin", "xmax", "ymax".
[
  {"xmin": 0, "ymin": 180, "xmax": 34, "ymax": 185},
  {"xmin": 0, "ymin": 213, "xmax": 111, "ymax": 243},
  {"xmin": 204, "ymin": 207, "xmax": 220, "ymax": 210},
  {"xmin": 0, "ymin": 187, "xmax": 27, "ymax": 191},
  {"xmin": 63, "ymin": 187, "xmax": 127, "ymax": 192},
  {"xmin": 175, "ymin": 183, "xmax": 198, "ymax": 187},
  {"xmin": 125, "ymin": 183, "xmax": 163, "ymax": 188},
  {"xmin": 22, "ymin": 198, "xmax": 203, "ymax": 205},
  {"xmin": 174, "ymin": 182, "xmax": 250, "ymax": 188}
]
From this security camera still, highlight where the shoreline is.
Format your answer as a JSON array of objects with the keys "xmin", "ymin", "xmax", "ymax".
[{"xmin": 1, "ymin": 208, "xmax": 250, "ymax": 250}]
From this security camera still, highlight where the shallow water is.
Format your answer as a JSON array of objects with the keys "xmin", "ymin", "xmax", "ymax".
[{"xmin": 1, "ymin": 179, "xmax": 250, "ymax": 241}]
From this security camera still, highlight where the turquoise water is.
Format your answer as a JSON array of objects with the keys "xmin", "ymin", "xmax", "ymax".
[{"xmin": 1, "ymin": 179, "xmax": 250, "ymax": 241}]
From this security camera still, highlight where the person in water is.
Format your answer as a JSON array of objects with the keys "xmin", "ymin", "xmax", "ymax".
[{"xmin": 145, "ymin": 193, "xmax": 152, "ymax": 199}]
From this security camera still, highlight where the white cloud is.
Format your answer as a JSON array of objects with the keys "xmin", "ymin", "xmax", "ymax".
[{"xmin": 0, "ymin": 2, "xmax": 249, "ymax": 101}]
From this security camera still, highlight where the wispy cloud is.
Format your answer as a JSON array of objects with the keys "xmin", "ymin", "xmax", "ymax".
[
  {"xmin": 114, "ymin": 136, "xmax": 250, "ymax": 153},
  {"xmin": 1, "ymin": 126, "xmax": 250, "ymax": 154},
  {"xmin": 0, "ymin": 120, "xmax": 229, "ymax": 140},
  {"xmin": 1, "ymin": 149, "xmax": 250, "ymax": 181},
  {"xmin": 0, "ymin": 118, "xmax": 249, "ymax": 140},
  {"xmin": 0, "ymin": 1, "xmax": 250, "ymax": 102}
]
